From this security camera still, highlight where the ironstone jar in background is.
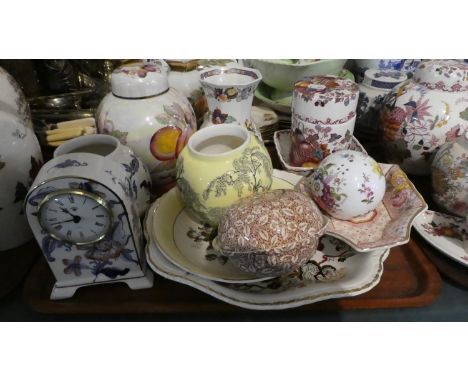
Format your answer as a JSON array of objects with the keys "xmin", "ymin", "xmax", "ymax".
[
  {"xmin": 355, "ymin": 69, "xmax": 407, "ymax": 142},
  {"xmin": 431, "ymin": 131, "xmax": 468, "ymax": 218},
  {"xmin": 380, "ymin": 59, "xmax": 468, "ymax": 175},
  {"xmin": 96, "ymin": 62, "xmax": 197, "ymax": 188},
  {"xmin": 354, "ymin": 59, "xmax": 421, "ymax": 83}
]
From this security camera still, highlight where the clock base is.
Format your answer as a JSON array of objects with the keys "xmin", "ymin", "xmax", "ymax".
[{"xmin": 49, "ymin": 269, "xmax": 155, "ymax": 300}]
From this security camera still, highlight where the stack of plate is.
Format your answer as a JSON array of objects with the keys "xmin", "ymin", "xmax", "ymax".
[{"xmin": 144, "ymin": 169, "xmax": 392, "ymax": 310}]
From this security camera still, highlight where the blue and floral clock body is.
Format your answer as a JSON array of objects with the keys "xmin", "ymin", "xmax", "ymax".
[{"xmin": 25, "ymin": 136, "xmax": 153, "ymax": 300}]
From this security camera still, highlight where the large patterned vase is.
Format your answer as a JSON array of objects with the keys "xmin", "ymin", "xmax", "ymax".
[
  {"xmin": 0, "ymin": 111, "xmax": 43, "ymax": 251},
  {"xmin": 380, "ymin": 60, "xmax": 468, "ymax": 175},
  {"xmin": 199, "ymin": 66, "xmax": 263, "ymax": 141},
  {"xmin": 96, "ymin": 62, "xmax": 196, "ymax": 188},
  {"xmin": 431, "ymin": 131, "xmax": 468, "ymax": 217},
  {"xmin": 0, "ymin": 66, "xmax": 32, "ymax": 129}
]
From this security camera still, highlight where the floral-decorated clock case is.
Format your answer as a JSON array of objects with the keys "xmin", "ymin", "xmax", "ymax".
[{"xmin": 25, "ymin": 150, "xmax": 153, "ymax": 300}]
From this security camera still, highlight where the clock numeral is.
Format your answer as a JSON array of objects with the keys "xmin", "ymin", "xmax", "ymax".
[
  {"xmin": 79, "ymin": 231, "xmax": 84, "ymax": 239},
  {"xmin": 82, "ymin": 198, "xmax": 87, "ymax": 205},
  {"xmin": 48, "ymin": 208, "xmax": 58, "ymax": 213},
  {"xmin": 92, "ymin": 205, "xmax": 99, "ymax": 210},
  {"xmin": 95, "ymin": 222, "xmax": 104, "ymax": 227},
  {"xmin": 96, "ymin": 214, "xmax": 104, "ymax": 218},
  {"xmin": 90, "ymin": 229, "xmax": 98, "ymax": 235},
  {"xmin": 66, "ymin": 230, "xmax": 72, "ymax": 239},
  {"xmin": 68, "ymin": 195, "xmax": 75, "ymax": 204},
  {"xmin": 53, "ymin": 224, "xmax": 63, "ymax": 231},
  {"xmin": 48, "ymin": 218, "xmax": 58, "ymax": 222},
  {"xmin": 56, "ymin": 200, "xmax": 64, "ymax": 206}
]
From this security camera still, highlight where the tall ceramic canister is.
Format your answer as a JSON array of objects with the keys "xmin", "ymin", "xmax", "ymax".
[
  {"xmin": 291, "ymin": 75, "xmax": 359, "ymax": 165},
  {"xmin": 0, "ymin": 110, "xmax": 43, "ymax": 251},
  {"xmin": 381, "ymin": 60, "xmax": 468, "ymax": 175},
  {"xmin": 199, "ymin": 66, "xmax": 263, "ymax": 141},
  {"xmin": 0, "ymin": 66, "xmax": 33, "ymax": 129},
  {"xmin": 431, "ymin": 131, "xmax": 468, "ymax": 218},
  {"xmin": 96, "ymin": 62, "xmax": 197, "ymax": 188},
  {"xmin": 165, "ymin": 59, "xmax": 208, "ymax": 126},
  {"xmin": 356, "ymin": 69, "xmax": 407, "ymax": 141}
]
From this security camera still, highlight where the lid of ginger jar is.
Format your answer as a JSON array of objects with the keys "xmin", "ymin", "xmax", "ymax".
[
  {"xmin": 111, "ymin": 62, "xmax": 169, "ymax": 98},
  {"xmin": 414, "ymin": 60, "xmax": 468, "ymax": 92},
  {"xmin": 362, "ymin": 69, "xmax": 407, "ymax": 90}
]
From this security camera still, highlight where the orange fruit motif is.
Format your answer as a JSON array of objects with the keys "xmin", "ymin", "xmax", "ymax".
[{"xmin": 150, "ymin": 126, "xmax": 186, "ymax": 161}]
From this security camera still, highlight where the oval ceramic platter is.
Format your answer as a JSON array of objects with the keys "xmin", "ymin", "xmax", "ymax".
[
  {"xmin": 413, "ymin": 210, "xmax": 468, "ymax": 266},
  {"xmin": 145, "ymin": 200, "xmax": 390, "ymax": 310},
  {"xmin": 297, "ymin": 163, "xmax": 428, "ymax": 252},
  {"xmin": 146, "ymin": 170, "xmax": 301, "ymax": 284}
]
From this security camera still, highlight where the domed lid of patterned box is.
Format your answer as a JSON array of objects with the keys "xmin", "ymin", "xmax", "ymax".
[
  {"xmin": 111, "ymin": 62, "xmax": 169, "ymax": 98},
  {"xmin": 293, "ymin": 75, "xmax": 359, "ymax": 102},
  {"xmin": 414, "ymin": 60, "xmax": 468, "ymax": 92},
  {"xmin": 362, "ymin": 69, "xmax": 407, "ymax": 90}
]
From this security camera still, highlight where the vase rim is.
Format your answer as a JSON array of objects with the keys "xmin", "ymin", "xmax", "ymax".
[
  {"xmin": 54, "ymin": 134, "xmax": 120, "ymax": 158},
  {"xmin": 199, "ymin": 66, "xmax": 262, "ymax": 88},
  {"xmin": 187, "ymin": 124, "xmax": 250, "ymax": 158}
]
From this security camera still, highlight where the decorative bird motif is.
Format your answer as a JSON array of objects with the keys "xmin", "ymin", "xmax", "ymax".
[{"xmin": 290, "ymin": 129, "xmax": 328, "ymax": 167}]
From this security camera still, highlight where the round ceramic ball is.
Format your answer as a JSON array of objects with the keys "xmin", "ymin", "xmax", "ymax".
[{"xmin": 308, "ymin": 150, "xmax": 386, "ymax": 220}]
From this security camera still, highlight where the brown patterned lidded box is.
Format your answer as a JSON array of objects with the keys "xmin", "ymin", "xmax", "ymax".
[{"xmin": 217, "ymin": 189, "xmax": 328, "ymax": 277}]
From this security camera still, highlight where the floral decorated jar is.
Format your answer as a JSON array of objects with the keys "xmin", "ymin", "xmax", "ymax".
[
  {"xmin": 0, "ymin": 66, "xmax": 32, "ymax": 129},
  {"xmin": 305, "ymin": 150, "xmax": 386, "ymax": 220},
  {"xmin": 0, "ymin": 111, "xmax": 43, "ymax": 251},
  {"xmin": 431, "ymin": 131, "xmax": 468, "ymax": 217},
  {"xmin": 199, "ymin": 66, "xmax": 263, "ymax": 140},
  {"xmin": 164, "ymin": 59, "xmax": 208, "ymax": 125},
  {"xmin": 354, "ymin": 59, "xmax": 421, "ymax": 83},
  {"xmin": 356, "ymin": 69, "xmax": 407, "ymax": 140},
  {"xmin": 176, "ymin": 123, "xmax": 273, "ymax": 226},
  {"xmin": 96, "ymin": 62, "xmax": 197, "ymax": 187},
  {"xmin": 216, "ymin": 189, "xmax": 328, "ymax": 277},
  {"xmin": 54, "ymin": 134, "xmax": 152, "ymax": 217},
  {"xmin": 381, "ymin": 60, "xmax": 468, "ymax": 175},
  {"xmin": 290, "ymin": 75, "xmax": 359, "ymax": 165}
]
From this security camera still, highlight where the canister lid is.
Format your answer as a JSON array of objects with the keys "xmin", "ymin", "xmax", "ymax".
[
  {"xmin": 362, "ymin": 69, "xmax": 407, "ymax": 90},
  {"xmin": 414, "ymin": 60, "xmax": 468, "ymax": 92},
  {"xmin": 294, "ymin": 75, "xmax": 359, "ymax": 101},
  {"xmin": 111, "ymin": 62, "xmax": 169, "ymax": 98}
]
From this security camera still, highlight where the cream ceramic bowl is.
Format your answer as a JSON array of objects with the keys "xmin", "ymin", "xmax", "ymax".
[{"xmin": 176, "ymin": 124, "xmax": 273, "ymax": 226}]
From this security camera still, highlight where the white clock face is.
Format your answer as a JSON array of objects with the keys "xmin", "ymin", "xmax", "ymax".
[{"xmin": 38, "ymin": 190, "xmax": 112, "ymax": 245}]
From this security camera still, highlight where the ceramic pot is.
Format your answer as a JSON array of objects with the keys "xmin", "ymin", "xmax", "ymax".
[
  {"xmin": 165, "ymin": 60, "xmax": 208, "ymax": 125},
  {"xmin": 380, "ymin": 60, "xmax": 468, "ymax": 175},
  {"xmin": 0, "ymin": 111, "xmax": 43, "ymax": 251},
  {"xmin": 305, "ymin": 150, "xmax": 386, "ymax": 220},
  {"xmin": 292, "ymin": 75, "xmax": 359, "ymax": 124},
  {"xmin": 354, "ymin": 59, "xmax": 421, "ymax": 83},
  {"xmin": 356, "ymin": 69, "xmax": 407, "ymax": 140},
  {"xmin": 290, "ymin": 114, "xmax": 355, "ymax": 165},
  {"xmin": 0, "ymin": 66, "xmax": 32, "ymax": 129},
  {"xmin": 96, "ymin": 62, "xmax": 197, "ymax": 187},
  {"xmin": 431, "ymin": 131, "xmax": 468, "ymax": 217},
  {"xmin": 176, "ymin": 124, "xmax": 273, "ymax": 226},
  {"xmin": 217, "ymin": 189, "xmax": 328, "ymax": 277},
  {"xmin": 54, "ymin": 134, "xmax": 152, "ymax": 217},
  {"xmin": 199, "ymin": 66, "xmax": 263, "ymax": 140}
]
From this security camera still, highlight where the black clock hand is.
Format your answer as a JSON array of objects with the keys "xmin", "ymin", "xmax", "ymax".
[
  {"xmin": 58, "ymin": 208, "xmax": 82, "ymax": 223},
  {"xmin": 53, "ymin": 218, "xmax": 79, "ymax": 224}
]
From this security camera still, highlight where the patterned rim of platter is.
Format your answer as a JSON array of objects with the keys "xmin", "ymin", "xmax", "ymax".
[
  {"xmin": 273, "ymin": 129, "xmax": 368, "ymax": 174},
  {"xmin": 413, "ymin": 210, "xmax": 468, "ymax": 266},
  {"xmin": 297, "ymin": 163, "xmax": 428, "ymax": 252},
  {"xmin": 145, "ymin": 170, "xmax": 305, "ymax": 284},
  {"xmin": 145, "ymin": 208, "xmax": 390, "ymax": 310}
]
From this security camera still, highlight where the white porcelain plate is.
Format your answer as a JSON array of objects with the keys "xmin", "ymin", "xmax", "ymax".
[
  {"xmin": 145, "ymin": 215, "xmax": 390, "ymax": 310},
  {"xmin": 145, "ymin": 170, "xmax": 302, "ymax": 284},
  {"xmin": 413, "ymin": 210, "xmax": 468, "ymax": 266}
]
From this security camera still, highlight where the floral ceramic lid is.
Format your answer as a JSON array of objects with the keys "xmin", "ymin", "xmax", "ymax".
[
  {"xmin": 293, "ymin": 75, "xmax": 359, "ymax": 104},
  {"xmin": 111, "ymin": 62, "xmax": 169, "ymax": 98},
  {"xmin": 414, "ymin": 60, "xmax": 468, "ymax": 92},
  {"xmin": 362, "ymin": 69, "xmax": 407, "ymax": 90}
]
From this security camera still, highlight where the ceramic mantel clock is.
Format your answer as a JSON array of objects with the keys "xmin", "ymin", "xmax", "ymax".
[{"xmin": 25, "ymin": 135, "xmax": 153, "ymax": 299}]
